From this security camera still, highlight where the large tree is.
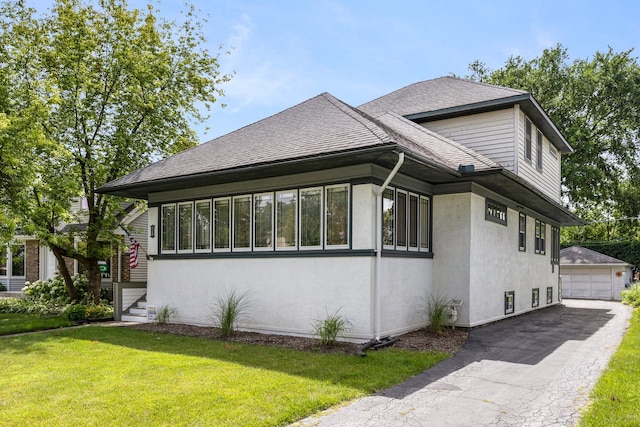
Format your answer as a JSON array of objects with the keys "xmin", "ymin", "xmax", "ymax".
[
  {"xmin": 467, "ymin": 45, "xmax": 640, "ymax": 239},
  {"xmin": 0, "ymin": 0, "xmax": 231, "ymax": 302}
]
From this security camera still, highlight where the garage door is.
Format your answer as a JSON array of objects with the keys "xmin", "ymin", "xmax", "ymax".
[{"xmin": 561, "ymin": 267, "xmax": 613, "ymax": 300}]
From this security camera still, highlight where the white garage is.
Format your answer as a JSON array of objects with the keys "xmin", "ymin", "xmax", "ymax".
[{"xmin": 560, "ymin": 246, "xmax": 634, "ymax": 301}]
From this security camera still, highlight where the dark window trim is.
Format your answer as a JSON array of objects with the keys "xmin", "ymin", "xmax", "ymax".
[
  {"xmin": 532, "ymin": 288, "xmax": 540, "ymax": 308},
  {"xmin": 524, "ymin": 118, "xmax": 532, "ymax": 161},
  {"xmin": 536, "ymin": 129, "xmax": 543, "ymax": 170},
  {"xmin": 546, "ymin": 286, "xmax": 553, "ymax": 304},
  {"xmin": 505, "ymin": 291, "xmax": 515, "ymax": 315},
  {"xmin": 486, "ymin": 198, "xmax": 507, "ymax": 226},
  {"xmin": 518, "ymin": 212, "xmax": 526, "ymax": 252},
  {"xmin": 154, "ymin": 249, "xmax": 376, "ymax": 260}
]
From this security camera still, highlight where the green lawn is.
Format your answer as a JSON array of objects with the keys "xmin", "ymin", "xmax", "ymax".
[
  {"xmin": 0, "ymin": 325, "xmax": 448, "ymax": 426},
  {"xmin": 579, "ymin": 308, "xmax": 640, "ymax": 427},
  {"xmin": 0, "ymin": 313, "xmax": 75, "ymax": 336}
]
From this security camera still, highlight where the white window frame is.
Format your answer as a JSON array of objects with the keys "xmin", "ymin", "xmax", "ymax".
[
  {"xmin": 324, "ymin": 184, "xmax": 350, "ymax": 249},
  {"xmin": 253, "ymin": 192, "xmax": 274, "ymax": 251},
  {"xmin": 194, "ymin": 199, "xmax": 212, "ymax": 253},
  {"xmin": 395, "ymin": 189, "xmax": 408, "ymax": 250},
  {"xmin": 382, "ymin": 187, "xmax": 395, "ymax": 250},
  {"xmin": 232, "ymin": 195, "xmax": 252, "ymax": 252},
  {"xmin": 408, "ymin": 192, "xmax": 419, "ymax": 251},
  {"xmin": 275, "ymin": 189, "xmax": 298, "ymax": 251},
  {"xmin": 419, "ymin": 195, "xmax": 430, "ymax": 252},
  {"xmin": 299, "ymin": 186, "xmax": 323, "ymax": 250},
  {"xmin": 177, "ymin": 201, "xmax": 194, "ymax": 254},
  {"xmin": 160, "ymin": 203, "xmax": 177, "ymax": 254},
  {"xmin": 213, "ymin": 197, "xmax": 231, "ymax": 253}
]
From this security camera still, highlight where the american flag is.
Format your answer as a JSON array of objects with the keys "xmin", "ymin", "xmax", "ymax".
[{"xmin": 129, "ymin": 236, "xmax": 140, "ymax": 269}]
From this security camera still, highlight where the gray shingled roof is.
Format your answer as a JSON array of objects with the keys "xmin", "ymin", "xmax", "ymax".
[
  {"xmin": 359, "ymin": 76, "xmax": 526, "ymax": 117},
  {"xmin": 560, "ymin": 246, "xmax": 632, "ymax": 266},
  {"xmin": 99, "ymin": 92, "xmax": 498, "ymax": 192}
]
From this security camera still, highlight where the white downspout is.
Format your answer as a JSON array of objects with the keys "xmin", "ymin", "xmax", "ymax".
[{"xmin": 373, "ymin": 152, "xmax": 405, "ymax": 340}]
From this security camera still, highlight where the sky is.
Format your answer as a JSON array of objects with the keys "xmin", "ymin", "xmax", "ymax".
[{"xmin": 38, "ymin": 0, "xmax": 640, "ymax": 142}]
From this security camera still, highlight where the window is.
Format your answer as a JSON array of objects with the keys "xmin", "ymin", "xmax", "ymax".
[
  {"xmin": 547, "ymin": 287, "xmax": 553, "ymax": 304},
  {"xmin": 300, "ymin": 187, "xmax": 322, "ymax": 249},
  {"xmin": 276, "ymin": 190, "xmax": 297, "ymax": 250},
  {"xmin": 0, "ymin": 246, "xmax": 7, "ymax": 276},
  {"xmin": 551, "ymin": 226, "xmax": 560, "ymax": 264},
  {"xmin": 518, "ymin": 213, "xmax": 526, "ymax": 251},
  {"xmin": 195, "ymin": 200, "xmax": 211, "ymax": 252},
  {"xmin": 505, "ymin": 291, "xmax": 515, "ymax": 315},
  {"xmin": 525, "ymin": 118, "xmax": 532, "ymax": 161},
  {"xmin": 396, "ymin": 190, "xmax": 407, "ymax": 248},
  {"xmin": 161, "ymin": 204, "xmax": 176, "ymax": 253},
  {"xmin": 532, "ymin": 288, "xmax": 540, "ymax": 308},
  {"xmin": 254, "ymin": 193, "xmax": 274, "ymax": 250},
  {"xmin": 535, "ymin": 219, "xmax": 546, "ymax": 255},
  {"xmin": 325, "ymin": 185, "xmax": 349, "ymax": 248},
  {"xmin": 536, "ymin": 130, "xmax": 543, "ymax": 170},
  {"xmin": 486, "ymin": 199, "xmax": 507, "ymax": 225},
  {"xmin": 178, "ymin": 202, "xmax": 193, "ymax": 252},
  {"xmin": 233, "ymin": 195, "xmax": 252, "ymax": 250},
  {"xmin": 420, "ymin": 196, "xmax": 430, "ymax": 251},
  {"xmin": 409, "ymin": 194, "xmax": 419, "ymax": 250},
  {"xmin": 382, "ymin": 188, "xmax": 395, "ymax": 248},
  {"xmin": 11, "ymin": 244, "xmax": 25, "ymax": 276},
  {"xmin": 214, "ymin": 198, "xmax": 231, "ymax": 251}
]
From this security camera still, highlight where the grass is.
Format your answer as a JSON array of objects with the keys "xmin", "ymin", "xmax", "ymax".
[
  {"xmin": 0, "ymin": 313, "xmax": 75, "ymax": 336},
  {"xmin": 0, "ymin": 325, "xmax": 449, "ymax": 426},
  {"xmin": 578, "ymin": 308, "xmax": 640, "ymax": 427}
]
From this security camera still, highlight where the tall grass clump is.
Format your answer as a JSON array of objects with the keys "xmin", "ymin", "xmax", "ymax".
[
  {"xmin": 211, "ymin": 290, "xmax": 250, "ymax": 338},
  {"xmin": 312, "ymin": 308, "xmax": 352, "ymax": 346},
  {"xmin": 424, "ymin": 294, "xmax": 451, "ymax": 334},
  {"xmin": 156, "ymin": 304, "xmax": 177, "ymax": 324}
]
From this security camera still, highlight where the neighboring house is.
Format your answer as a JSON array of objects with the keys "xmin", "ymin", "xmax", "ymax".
[
  {"xmin": 98, "ymin": 76, "xmax": 583, "ymax": 341},
  {"xmin": 0, "ymin": 204, "xmax": 148, "ymax": 294},
  {"xmin": 560, "ymin": 245, "xmax": 634, "ymax": 301}
]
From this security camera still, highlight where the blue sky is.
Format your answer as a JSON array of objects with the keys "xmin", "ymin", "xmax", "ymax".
[{"xmin": 85, "ymin": 1, "xmax": 640, "ymax": 141}]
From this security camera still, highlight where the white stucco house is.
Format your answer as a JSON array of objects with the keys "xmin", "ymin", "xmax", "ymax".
[
  {"xmin": 560, "ymin": 245, "xmax": 634, "ymax": 301},
  {"xmin": 98, "ymin": 77, "xmax": 583, "ymax": 341}
]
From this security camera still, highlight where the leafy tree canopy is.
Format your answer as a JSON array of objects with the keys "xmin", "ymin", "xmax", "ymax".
[{"xmin": 0, "ymin": 0, "xmax": 232, "ymax": 301}]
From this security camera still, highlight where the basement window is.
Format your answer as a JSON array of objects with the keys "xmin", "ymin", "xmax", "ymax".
[
  {"xmin": 532, "ymin": 288, "xmax": 540, "ymax": 308},
  {"xmin": 505, "ymin": 291, "xmax": 515, "ymax": 315},
  {"xmin": 547, "ymin": 287, "xmax": 553, "ymax": 304}
]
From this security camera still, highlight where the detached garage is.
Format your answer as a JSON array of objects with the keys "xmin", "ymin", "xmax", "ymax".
[{"xmin": 560, "ymin": 246, "xmax": 634, "ymax": 301}]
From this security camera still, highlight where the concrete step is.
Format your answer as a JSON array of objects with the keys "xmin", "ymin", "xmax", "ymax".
[
  {"xmin": 129, "ymin": 307, "xmax": 148, "ymax": 316},
  {"xmin": 121, "ymin": 313, "xmax": 149, "ymax": 323}
]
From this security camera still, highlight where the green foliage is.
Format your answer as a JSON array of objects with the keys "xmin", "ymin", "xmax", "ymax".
[
  {"xmin": 0, "ymin": 283, "xmax": 6, "ymax": 291},
  {"xmin": 211, "ymin": 290, "xmax": 250, "ymax": 338},
  {"xmin": 63, "ymin": 304, "xmax": 88, "ymax": 321},
  {"xmin": 22, "ymin": 273, "xmax": 98, "ymax": 305},
  {"xmin": 424, "ymin": 294, "xmax": 451, "ymax": 334},
  {"xmin": 312, "ymin": 308, "xmax": 352, "ymax": 346},
  {"xmin": 578, "ymin": 310, "xmax": 640, "ymax": 426},
  {"xmin": 621, "ymin": 284, "xmax": 640, "ymax": 308},
  {"xmin": 85, "ymin": 303, "xmax": 113, "ymax": 320},
  {"xmin": 0, "ymin": 0, "xmax": 232, "ymax": 303},
  {"xmin": 467, "ymin": 45, "xmax": 640, "ymax": 225},
  {"xmin": 156, "ymin": 304, "xmax": 177, "ymax": 324}
]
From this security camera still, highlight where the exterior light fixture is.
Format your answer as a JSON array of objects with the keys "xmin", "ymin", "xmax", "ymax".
[{"xmin": 150, "ymin": 224, "xmax": 155, "ymax": 238}]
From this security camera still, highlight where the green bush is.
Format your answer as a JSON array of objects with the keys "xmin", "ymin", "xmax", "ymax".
[
  {"xmin": 23, "ymin": 273, "xmax": 109, "ymax": 306},
  {"xmin": 85, "ymin": 304, "xmax": 113, "ymax": 320},
  {"xmin": 63, "ymin": 304, "xmax": 88, "ymax": 321},
  {"xmin": 211, "ymin": 290, "xmax": 250, "ymax": 338},
  {"xmin": 312, "ymin": 308, "xmax": 352, "ymax": 346},
  {"xmin": 622, "ymin": 283, "xmax": 640, "ymax": 308}
]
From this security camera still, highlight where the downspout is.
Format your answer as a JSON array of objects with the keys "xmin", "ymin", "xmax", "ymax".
[{"xmin": 373, "ymin": 152, "xmax": 405, "ymax": 340}]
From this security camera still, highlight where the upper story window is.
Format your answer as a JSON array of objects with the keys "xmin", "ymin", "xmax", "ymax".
[
  {"xmin": 518, "ymin": 213, "xmax": 526, "ymax": 251},
  {"xmin": 382, "ymin": 187, "xmax": 430, "ymax": 252},
  {"xmin": 551, "ymin": 226, "xmax": 560, "ymax": 264},
  {"xmin": 525, "ymin": 118, "xmax": 532, "ymax": 161},
  {"xmin": 536, "ymin": 129, "xmax": 543, "ymax": 170},
  {"xmin": 160, "ymin": 184, "xmax": 350, "ymax": 254},
  {"xmin": 486, "ymin": 199, "xmax": 507, "ymax": 226},
  {"xmin": 535, "ymin": 219, "xmax": 546, "ymax": 255}
]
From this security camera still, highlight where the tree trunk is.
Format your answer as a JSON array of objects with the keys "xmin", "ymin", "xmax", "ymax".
[
  {"xmin": 85, "ymin": 259, "xmax": 102, "ymax": 305},
  {"xmin": 51, "ymin": 247, "xmax": 79, "ymax": 302}
]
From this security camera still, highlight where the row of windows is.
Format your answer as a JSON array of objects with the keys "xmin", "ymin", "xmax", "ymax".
[
  {"xmin": 0, "ymin": 244, "xmax": 25, "ymax": 277},
  {"xmin": 382, "ymin": 188, "xmax": 431, "ymax": 252},
  {"xmin": 524, "ymin": 118, "xmax": 544, "ymax": 171},
  {"xmin": 160, "ymin": 184, "xmax": 350, "ymax": 253}
]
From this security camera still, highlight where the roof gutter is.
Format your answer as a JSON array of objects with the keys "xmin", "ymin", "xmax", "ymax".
[{"xmin": 373, "ymin": 151, "xmax": 404, "ymax": 340}]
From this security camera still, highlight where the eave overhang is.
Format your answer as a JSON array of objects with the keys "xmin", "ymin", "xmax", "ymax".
[{"xmin": 404, "ymin": 94, "xmax": 573, "ymax": 154}]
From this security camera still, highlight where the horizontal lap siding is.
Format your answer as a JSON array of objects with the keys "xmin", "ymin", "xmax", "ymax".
[{"xmin": 422, "ymin": 109, "xmax": 516, "ymax": 170}]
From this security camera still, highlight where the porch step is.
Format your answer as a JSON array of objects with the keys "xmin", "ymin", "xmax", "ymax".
[{"xmin": 122, "ymin": 298, "xmax": 150, "ymax": 323}]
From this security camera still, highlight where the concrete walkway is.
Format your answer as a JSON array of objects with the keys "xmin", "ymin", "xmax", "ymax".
[{"xmin": 292, "ymin": 299, "xmax": 632, "ymax": 427}]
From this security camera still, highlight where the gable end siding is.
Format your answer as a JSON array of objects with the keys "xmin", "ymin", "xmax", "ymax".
[
  {"xmin": 516, "ymin": 111, "xmax": 562, "ymax": 202},
  {"xmin": 420, "ymin": 109, "xmax": 516, "ymax": 171}
]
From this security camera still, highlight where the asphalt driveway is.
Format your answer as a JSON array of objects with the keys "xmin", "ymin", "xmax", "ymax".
[{"xmin": 293, "ymin": 299, "xmax": 632, "ymax": 427}]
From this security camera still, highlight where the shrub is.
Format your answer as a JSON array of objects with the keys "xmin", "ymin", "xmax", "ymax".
[
  {"xmin": 156, "ymin": 304, "xmax": 177, "ymax": 324},
  {"xmin": 312, "ymin": 308, "xmax": 352, "ymax": 346},
  {"xmin": 63, "ymin": 304, "xmax": 88, "ymax": 321},
  {"xmin": 622, "ymin": 283, "xmax": 640, "ymax": 308},
  {"xmin": 424, "ymin": 294, "xmax": 451, "ymax": 334},
  {"xmin": 211, "ymin": 290, "xmax": 250, "ymax": 338},
  {"xmin": 85, "ymin": 304, "xmax": 114, "ymax": 320}
]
